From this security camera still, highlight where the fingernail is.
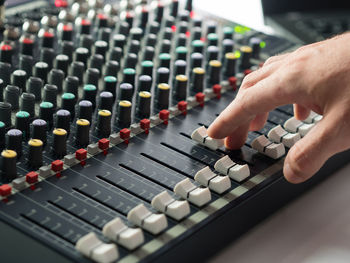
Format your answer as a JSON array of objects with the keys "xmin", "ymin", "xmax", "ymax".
[{"xmin": 284, "ymin": 163, "xmax": 304, "ymax": 184}]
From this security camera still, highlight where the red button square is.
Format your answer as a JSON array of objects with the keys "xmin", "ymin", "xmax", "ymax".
[
  {"xmin": 51, "ymin": 160, "xmax": 64, "ymax": 172},
  {"xmin": 75, "ymin": 149, "xmax": 87, "ymax": 161},
  {"xmin": 120, "ymin": 128, "xmax": 131, "ymax": 140},
  {"xmin": 177, "ymin": 101, "xmax": 187, "ymax": 111},
  {"xmin": 140, "ymin": 119, "xmax": 150, "ymax": 130},
  {"xmin": 195, "ymin": 92, "xmax": 205, "ymax": 104},
  {"xmin": 26, "ymin": 171, "xmax": 39, "ymax": 184},
  {"xmin": 159, "ymin": 109, "xmax": 170, "ymax": 121},
  {"xmin": 229, "ymin": 77, "xmax": 237, "ymax": 90},
  {"xmin": 98, "ymin": 138, "xmax": 110, "ymax": 150},
  {"xmin": 0, "ymin": 184, "xmax": 11, "ymax": 196}
]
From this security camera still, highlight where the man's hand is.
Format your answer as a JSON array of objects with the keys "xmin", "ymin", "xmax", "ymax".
[{"xmin": 207, "ymin": 33, "xmax": 350, "ymax": 184}]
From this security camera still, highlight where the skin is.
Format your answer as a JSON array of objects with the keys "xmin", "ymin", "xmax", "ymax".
[{"xmin": 207, "ymin": 33, "xmax": 350, "ymax": 184}]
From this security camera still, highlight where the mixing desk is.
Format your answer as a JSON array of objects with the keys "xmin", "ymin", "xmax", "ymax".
[{"xmin": 0, "ymin": 0, "xmax": 349, "ymax": 262}]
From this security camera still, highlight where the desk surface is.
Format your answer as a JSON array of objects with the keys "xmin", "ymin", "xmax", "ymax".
[{"xmin": 210, "ymin": 163, "xmax": 350, "ymax": 263}]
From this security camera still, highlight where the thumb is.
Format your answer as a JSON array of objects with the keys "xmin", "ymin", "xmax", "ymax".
[{"xmin": 283, "ymin": 112, "xmax": 343, "ymax": 183}]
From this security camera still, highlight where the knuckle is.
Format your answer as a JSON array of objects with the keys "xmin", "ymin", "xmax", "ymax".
[{"xmin": 288, "ymin": 143, "xmax": 307, "ymax": 176}]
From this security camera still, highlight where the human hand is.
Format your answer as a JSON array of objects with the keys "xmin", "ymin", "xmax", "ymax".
[{"xmin": 207, "ymin": 33, "xmax": 350, "ymax": 184}]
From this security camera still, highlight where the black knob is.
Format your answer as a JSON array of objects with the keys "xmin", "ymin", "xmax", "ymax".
[
  {"xmin": 117, "ymin": 100, "xmax": 132, "ymax": 128},
  {"xmin": 52, "ymin": 128, "xmax": 67, "ymax": 158},
  {"xmin": 107, "ymin": 47, "xmax": 123, "ymax": 63},
  {"xmin": 60, "ymin": 41, "xmax": 74, "ymax": 63},
  {"xmin": 69, "ymin": 61, "xmax": 85, "ymax": 85},
  {"xmin": 170, "ymin": 0, "xmax": 179, "ymax": 17},
  {"xmin": 206, "ymin": 22, "xmax": 217, "ymax": 35},
  {"xmin": 104, "ymin": 60, "xmax": 119, "ymax": 77},
  {"xmin": 192, "ymin": 28, "xmax": 203, "ymax": 43},
  {"xmin": 15, "ymin": 111, "xmax": 30, "ymax": 139},
  {"xmin": 6, "ymin": 129, "xmax": 23, "ymax": 156},
  {"xmin": 61, "ymin": 93, "xmax": 76, "ymax": 119},
  {"xmin": 103, "ymin": 76, "xmax": 117, "ymax": 100},
  {"xmin": 74, "ymin": 47, "xmax": 89, "ymax": 66},
  {"xmin": 88, "ymin": 54, "xmax": 104, "ymax": 74},
  {"xmin": 137, "ymin": 91, "xmax": 151, "ymax": 118},
  {"xmin": 43, "ymin": 84, "xmax": 58, "ymax": 108},
  {"xmin": 124, "ymin": 53, "xmax": 138, "ymax": 68},
  {"xmin": 149, "ymin": 21, "xmax": 160, "ymax": 34},
  {"xmin": 78, "ymin": 100, "xmax": 93, "ymax": 123},
  {"xmin": 223, "ymin": 26, "xmax": 234, "ymax": 40},
  {"xmin": 82, "ymin": 84, "xmax": 97, "ymax": 108},
  {"xmin": 19, "ymin": 35, "xmax": 35, "ymax": 56},
  {"xmin": 31, "ymin": 119, "xmax": 47, "ymax": 144},
  {"xmin": 76, "ymin": 18, "xmax": 91, "ymax": 34},
  {"xmin": 249, "ymin": 37, "xmax": 261, "ymax": 59},
  {"xmin": 98, "ymin": 28, "xmax": 111, "ymax": 43},
  {"xmin": 142, "ymin": 46, "xmax": 155, "ymax": 61},
  {"xmin": 38, "ymin": 28, "xmax": 55, "ymax": 48},
  {"xmin": 11, "ymin": 70, "xmax": 27, "ymax": 92},
  {"xmin": 222, "ymin": 39, "xmax": 235, "ymax": 56},
  {"xmin": 174, "ymin": 60, "xmax": 187, "ymax": 76},
  {"xmin": 162, "ymin": 27, "xmax": 173, "ymax": 40},
  {"xmin": 207, "ymin": 46, "xmax": 219, "ymax": 64},
  {"xmin": 112, "ymin": 34, "xmax": 126, "ymax": 49},
  {"xmin": 0, "ymin": 43, "xmax": 13, "ymax": 64},
  {"xmin": 190, "ymin": 53, "xmax": 203, "ymax": 69},
  {"xmin": 85, "ymin": 68, "xmax": 100, "ymax": 87},
  {"xmin": 54, "ymin": 54, "xmax": 70, "ymax": 76},
  {"xmin": 98, "ymin": 91, "xmax": 114, "ymax": 112},
  {"xmin": 191, "ymin": 67, "xmax": 205, "ymax": 93},
  {"xmin": 19, "ymin": 55, "xmax": 34, "ymax": 77},
  {"xmin": 20, "ymin": 93, "xmax": 35, "ymax": 118},
  {"xmin": 159, "ymin": 53, "xmax": 171, "ymax": 68},
  {"xmin": 138, "ymin": 75, "xmax": 152, "ymax": 92},
  {"xmin": 0, "ymin": 62, "xmax": 11, "ymax": 85},
  {"xmin": 55, "ymin": 109, "xmax": 71, "ymax": 134},
  {"xmin": 156, "ymin": 67, "xmax": 170, "ymax": 84},
  {"xmin": 122, "ymin": 68, "xmax": 136, "ymax": 87},
  {"xmin": 79, "ymin": 34, "xmax": 93, "ymax": 51},
  {"xmin": 176, "ymin": 33, "xmax": 187, "ymax": 47},
  {"xmin": 175, "ymin": 75, "xmax": 188, "ymax": 100},
  {"xmin": 1, "ymin": 150, "xmax": 17, "ymax": 181},
  {"xmin": 28, "ymin": 139, "xmax": 43, "ymax": 169},
  {"xmin": 160, "ymin": 40, "xmax": 171, "ymax": 54},
  {"xmin": 209, "ymin": 60, "xmax": 222, "ymax": 85},
  {"xmin": 224, "ymin": 52, "xmax": 237, "ymax": 77},
  {"xmin": 4, "ymin": 85, "xmax": 20, "ymax": 110},
  {"xmin": 64, "ymin": 76, "xmax": 79, "ymax": 99},
  {"xmin": 39, "ymin": 102, "xmax": 54, "ymax": 129},
  {"xmin": 33, "ymin": 62, "xmax": 49, "ymax": 83},
  {"xmin": 145, "ymin": 34, "xmax": 157, "ymax": 47},
  {"xmin": 140, "ymin": 61, "xmax": 153, "ymax": 76},
  {"xmin": 119, "ymin": 83, "xmax": 134, "ymax": 101},
  {"xmin": 175, "ymin": 46, "xmax": 187, "ymax": 61},
  {"xmin": 94, "ymin": 40, "xmax": 108, "ymax": 59},
  {"xmin": 75, "ymin": 119, "xmax": 90, "ymax": 147},
  {"xmin": 208, "ymin": 33, "xmax": 218, "ymax": 46},
  {"xmin": 48, "ymin": 69, "xmax": 64, "ymax": 93},
  {"xmin": 130, "ymin": 27, "xmax": 143, "ymax": 41},
  {"xmin": 40, "ymin": 48, "xmax": 55, "ymax": 69},
  {"xmin": 58, "ymin": 22, "xmax": 73, "ymax": 41},
  {"xmin": 0, "ymin": 102, "xmax": 12, "ymax": 127},
  {"xmin": 27, "ymin": 77, "xmax": 43, "ymax": 102},
  {"xmin": 97, "ymin": 110, "xmax": 112, "ymax": 138},
  {"xmin": 156, "ymin": 83, "xmax": 170, "ymax": 110},
  {"xmin": 240, "ymin": 46, "xmax": 252, "ymax": 69}
]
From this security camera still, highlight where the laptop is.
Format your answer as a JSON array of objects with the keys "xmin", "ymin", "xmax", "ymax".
[{"xmin": 261, "ymin": 0, "xmax": 350, "ymax": 44}]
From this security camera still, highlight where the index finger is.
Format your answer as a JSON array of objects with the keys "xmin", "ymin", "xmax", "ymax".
[{"xmin": 207, "ymin": 73, "xmax": 296, "ymax": 139}]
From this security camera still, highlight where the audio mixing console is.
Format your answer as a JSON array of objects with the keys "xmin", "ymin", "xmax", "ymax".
[{"xmin": 0, "ymin": 0, "xmax": 349, "ymax": 262}]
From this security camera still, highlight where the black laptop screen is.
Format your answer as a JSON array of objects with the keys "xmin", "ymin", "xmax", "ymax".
[{"xmin": 262, "ymin": 0, "xmax": 350, "ymax": 15}]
